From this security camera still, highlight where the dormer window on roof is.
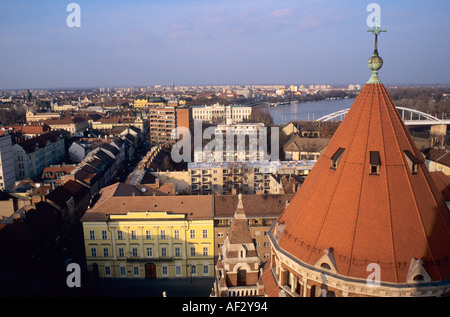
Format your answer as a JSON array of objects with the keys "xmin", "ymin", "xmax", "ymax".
[
  {"xmin": 369, "ymin": 151, "xmax": 381, "ymax": 175},
  {"xmin": 330, "ymin": 147, "xmax": 345, "ymax": 170},
  {"xmin": 403, "ymin": 150, "xmax": 418, "ymax": 174}
]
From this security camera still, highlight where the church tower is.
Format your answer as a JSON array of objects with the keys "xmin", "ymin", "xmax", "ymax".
[{"xmin": 260, "ymin": 26, "xmax": 450, "ymax": 297}]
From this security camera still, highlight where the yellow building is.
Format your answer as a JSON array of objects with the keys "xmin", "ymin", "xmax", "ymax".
[
  {"xmin": 80, "ymin": 183, "xmax": 214, "ymax": 279},
  {"xmin": 133, "ymin": 96, "xmax": 148, "ymax": 108},
  {"xmin": 133, "ymin": 95, "xmax": 167, "ymax": 108}
]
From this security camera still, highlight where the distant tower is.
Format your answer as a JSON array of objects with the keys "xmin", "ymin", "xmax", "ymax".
[
  {"xmin": 24, "ymin": 89, "xmax": 32, "ymax": 102},
  {"xmin": 260, "ymin": 26, "xmax": 450, "ymax": 297},
  {"xmin": 211, "ymin": 194, "xmax": 263, "ymax": 297}
]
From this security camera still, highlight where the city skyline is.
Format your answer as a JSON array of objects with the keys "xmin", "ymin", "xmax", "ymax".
[{"xmin": 1, "ymin": 0, "xmax": 449, "ymax": 90}]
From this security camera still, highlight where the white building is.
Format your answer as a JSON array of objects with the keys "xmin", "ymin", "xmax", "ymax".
[
  {"xmin": 12, "ymin": 131, "xmax": 65, "ymax": 180},
  {"xmin": 188, "ymin": 160, "xmax": 315, "ymax": 195},
  {"xmin": 191, "ymin": 104, "xmax": 252, "ymax": 124},
  {"xmin": 194, "ymin": 123, "xmax": 268, "ymax": 163},
  {"xmin": 0, "ymin": 135, "xmax": 16, "ymax": 191}
]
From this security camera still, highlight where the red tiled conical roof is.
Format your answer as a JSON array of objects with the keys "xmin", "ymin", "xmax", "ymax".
[{"xmin": 275, "ymin": 58, "xmax": 450, "ymax": 284}]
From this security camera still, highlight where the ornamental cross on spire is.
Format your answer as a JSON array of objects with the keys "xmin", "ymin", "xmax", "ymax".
[{"xmin": 367, "ymin": 18, "xmax": 386, "ymax": 53}]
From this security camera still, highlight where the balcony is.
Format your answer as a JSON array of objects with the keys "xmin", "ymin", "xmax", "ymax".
[
  {"xmin": 127, "ymin": 256, "xmax": 173, "ymax": 262},
  {"xmin": 225, "ymin": 285, "xmax": 261, "ymax": 297}
]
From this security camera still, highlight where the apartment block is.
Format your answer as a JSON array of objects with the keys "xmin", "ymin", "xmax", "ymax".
[
  {"xmin": 188, "ymin": 160, "xmax": 315, "ymax": 195},
  {"xmin": 149, "ymin": 106, "xmax": 176, "ymax": 145}
]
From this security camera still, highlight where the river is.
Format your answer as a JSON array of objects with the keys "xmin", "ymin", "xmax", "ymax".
[{"xmin": 262, "ymin": 97, "xmax": 356, "ymax": 125}]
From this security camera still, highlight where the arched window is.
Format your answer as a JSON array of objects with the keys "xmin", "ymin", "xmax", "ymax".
[
  {"xmin": 413, "ymin": 274, "xmax": 424, "ymax": 282},
  {"xmin": 320, "ymin": 262, "xmax": 332, "ymax": 270}
]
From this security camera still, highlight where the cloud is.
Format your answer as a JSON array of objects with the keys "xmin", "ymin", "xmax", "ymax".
[{"xmin": 269, "ymin": 8, "xmax": 292, "ymax": 19}]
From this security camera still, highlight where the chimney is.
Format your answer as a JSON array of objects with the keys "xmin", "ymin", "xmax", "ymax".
[
  {"xmin": 132, "ymin": 192, "xmax": 135, "ymax": 197},
  {"xmin": 155, "ymin": 178, "xmax": 160, "ymax": 189}
]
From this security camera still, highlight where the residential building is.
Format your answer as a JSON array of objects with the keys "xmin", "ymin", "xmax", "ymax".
[
  {"xmin": 283, "ymin": 134, "xmax": 330, "ymax": 161},
  {"xmin": 41, "ymin": 164, "xmax": 77, "ymax": 187},
  {"xmin": 149, "ymin": 106, "xmax": 176, "ymax": 145},
  {"xmin": 43, "ymin": 117, "xmax": 89, "ymax": 136},
  {"xmin": 45, "ymin": 179, "xmax": 91, "ymax": 224},
  {"xmin": 188, "ymin": 160, "xmax": 315, "ymax": 195},
  {"xmin": 133, "ymin": 95, "xmax": 167, "ymax": 108},
  {"xmin": 26, "ymin": 110, "xmax": 61, "ymax": 123},
  {"xmin": 0, "ymin": 123, "xmax": 51, "ymax": 138},
  {"xmin": 80, "ymin": 185, "xmax": 215, "ymax": 279},
  {"xmin": 91, "ymin": 114, "xmax": 147, "ymax": 135},
  {"xmin": 194, "ymin": 123, "xmax": 267, "ymax": 163},
  {"xmin": 12, "ymin": 131, "xmax": 65, "ymax": 180},
  {"xmin": 422, "ymin": 148, "xmax": 450, "ymax": 176}
]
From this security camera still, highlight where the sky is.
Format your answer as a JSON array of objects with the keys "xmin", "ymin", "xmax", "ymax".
[{"xmin": 0, "ymin": 0, "xmax": 449, "ymax": 90}]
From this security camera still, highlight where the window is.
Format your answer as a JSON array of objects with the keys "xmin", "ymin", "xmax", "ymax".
[
  {"xmin": 131, "ymin": 230, "xmax": 137, "ymax": 240},
  {"xmin": 89, "ymin": 231, "xmax": 95, "ymax": 240},
  {"xmin": 203, "ymin": 247, "xmax": 209, "ymax": 256},
  {"xmin": 117, "ymin": 230, "xmax": 123, "ymax": 240},
  {"xmin": 160, "ymin": 230, "xmax": 166, "ymax": 239},
  {"xmin": 369, "ymin": 151, "xmax": 381, "ymax": 175},
  {"xmin": 190, "ymin": 230, "xmax": 196, "ymax": 239},
  {"xmin": 175, "ymin": 247, "xmax": 181, "ymax": 257},
  {"xmin": 132, "ymin": 248, "xmax": 138, "ymax": 257},
  {"xmin": 404, "ymin": 150, "xmax": 419, "ymax": 174},
  {"xmin": 190, "ymin": 247, "xmax": 196, "ymax": 256},
  {"xmin": 118, "ymin": 247, "xmax": 124, "ymax": 257},
  {"xmin": 218, "ymin": 232, "xmax": 224, "ymax": 238},
  {"xmin": 191, "ymin": 265, "xmax": 197, "ymax": 274},
  {"xmin": 174, "ymin": 229, "xmax": 180, "ymax": 239},
  {"xmin": 145, "ymin": 230, "xmax": 152, "ymax": 239},
  {"xmin": 162, "ymin": 266, "xmax": 168, "ymax": 276},
  {"xmin": 413, "ymin": 274, "xmax": 424, "ymax": 281},
  {"xmin": 320, "ymin": 262, "xmax": 332, "ymax": 270},
  {"xmin": 105, "ymin": 266, "xmax": 111, "ymax": 276},
  {"xmin": 103, "ymin": 248, "xmax": 109, "ymax": 257},
  {"xmin": 91, "ymin": 248, "xmax": 97, "ymax": 257},
  {"xmin": 203, "ymin": 265, "xmax": 209, "ymax": 275},
  {"xmin": 330, "ymin": 147, "xmax": 345, "ymax": 169},
  {"xmin": 161, "ymin": 247, "xmax": 167, "ymax": 257},
  {"xmin": 133, "ymin": 267, "xmax": 139, "ymax": 276},
  {"xmin": 102, "ymin": 230, "xmax": 108, "ymax": 240},
  {"xmin": 120, "ymin": 266, "xmax": 126, "ymax": 276},
  {"xmin": 176, "ymin": 265, "xmax": 182, "ymax": 275},
  {"xmin": 146, "ymin": 247, "xmax": 153, "ymax": 258}
]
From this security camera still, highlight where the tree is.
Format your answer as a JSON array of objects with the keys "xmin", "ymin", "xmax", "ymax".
[{"xmin": 247, "ymin": 107, "xmax": 274, "ymax": 126}]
